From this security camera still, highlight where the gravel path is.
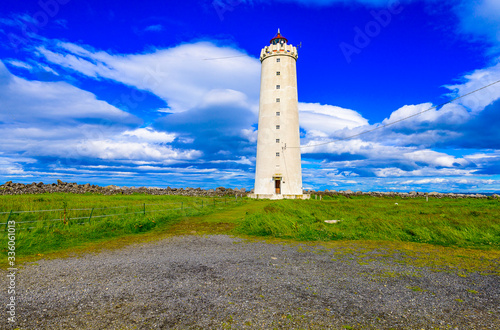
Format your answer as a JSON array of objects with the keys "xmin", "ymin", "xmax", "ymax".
[{"xmin": 2, "ymin": 235, "xmax": 499, "ymax": 329}]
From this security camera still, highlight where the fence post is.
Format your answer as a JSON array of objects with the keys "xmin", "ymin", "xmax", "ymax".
[
  {"xmin": 5, "ymin": 210, "xmax": 12, "ymax": 231},
  {"xmin": 88, "ymin": 208, "xmax": 94, "ymax": 224},
  {"xmin": 143, "ymin": 203, "xmax": 146, "ymax": 215},
  {"xmin": 181, "ymin": 202, "xmax": 183, "ymax": 210}
]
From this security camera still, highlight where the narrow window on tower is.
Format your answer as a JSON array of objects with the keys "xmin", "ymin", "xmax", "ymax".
[
  {"xmin": 276, "ymin": 139, "xmax": 280, "ymax": 143},
  {"xmin": 276, "ymin": 152, "xmax": 280, "ymax": 157},
  {"xmin": 276, "ymin": 98, "xmax": 280, "ymax": 103},
  {"xmin": 276, "ymin": 125, "xmax": 280, "ymax": 129},
  {"xmin": 276, "ymin": 85, "xmax": 280, "ymax": 89},
  {"xmin": 276, "ymin": 71, "xmax": 280, "ymax": 76},
  {"xmin": 276, "ymin": 58, "xmax": 280, "ymax": 62},
  {"xmin": 276, "ymin": 111, "xmax": 280, "ymax": 116}
]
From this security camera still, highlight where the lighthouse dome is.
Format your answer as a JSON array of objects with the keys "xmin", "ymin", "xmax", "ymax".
[{"xmin": 270, "ymin": 29, "xmax": 288, "ymax": 45}]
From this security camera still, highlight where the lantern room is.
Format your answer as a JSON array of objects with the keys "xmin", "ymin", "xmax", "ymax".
[{"xmin": 270, "ymin": 29, "xmax": 288, "ymax": 45}]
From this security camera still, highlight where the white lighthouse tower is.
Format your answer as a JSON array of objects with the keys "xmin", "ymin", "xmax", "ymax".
[{"xmin": 250, "ymin": 30, "xmax": 308, "ymax": 200}]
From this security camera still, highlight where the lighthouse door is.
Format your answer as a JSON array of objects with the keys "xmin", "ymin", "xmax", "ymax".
[{"xmin": 275, "ymin": 179, "xmax": 281, "ymax": 194}]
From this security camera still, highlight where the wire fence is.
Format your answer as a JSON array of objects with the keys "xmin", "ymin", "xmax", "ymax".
[{"xmin": 0, "ymin": 196, "xmax": 242, "ymax": 231}]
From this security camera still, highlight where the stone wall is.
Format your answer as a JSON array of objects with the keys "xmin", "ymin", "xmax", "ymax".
[
  {"xmin": 0, "ymin": 181, "xmax": 246, "ymax": 197},
  {"xmin": 305, "ymin": 189, "xmax": 499, "ymax": 199},
  {"xmin": 1, "ymin": 181, "xmax": 497, "ymax": 199}
]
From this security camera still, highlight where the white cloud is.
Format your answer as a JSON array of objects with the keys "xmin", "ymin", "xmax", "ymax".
[
  {"xmin": 299, "ymin": 100, "xmax": 471, "ymax": 152},
  {"xmin": 382, "ymin": 103, "xmax": 430, "ymax": 124},
  {"xmin": 240, "ymin": 128, "xmax": 258, "ymax": 143},
  {"xmin": 199, "ymin": 88, "xmax": 257, "ymax": 113},
  {"xmin": 454, "ymin": 0, "xmax": 500, "ymax": 47},
  {"xmin": 2, "ymin": 128, "xmax": 200, "ymax": 167},
  {"xmin": 304, "ymin": 136, "xmax": 474, "ymax": 177},
  {"xmin": 0, "ymin": 156, "xmax": 30, "ymax": 176},
  {"xmin": 38, "ymin": 64, "xmax": 59, "ymax": 75},
  {"xmin": 301, "ymin": 138, "xmax": 374, "ymax": 155},
  {"xmin": 211, "ymin": 156, "xmax": 253, "ymax": 165},
  {"xmin": 381, "ymin": 102, "xmax": 470, "ymax": 127},
  {"xmin": 402, "ymin": 178, "xmax": 447, "ymax": 184},
  {"xmin": 374, "ymin": 167, "xmax": 474, "ymax": 178},
  {"xmin": 122, "ymin": 127, "xmax": 176, "ymax": 143},
  {"xmin": 0, "ymin": 61, "xmax": 139, "ymax": 125},
  {"xmin": 76, "ymin": 140, "xmax": 201, "ymax": 162},
  {"xmin": 299, "ymin": 102, "xmax": 369, "ymax": 136},
  {"xmin": 400, "ymin": 177, "xmax": 498, "ymax": 186},
  {"xmin": 4, "ymin": 59, "xmax": 59, "ymax": 76},
  {"xmin": 445, "ymin": 58, "xmax": 500, "ymax": 112},
  {"xmin": 382, "ymin": 103, "xmax": 434, "ymax": 125},
  {"xmin": 5, "ymin": 59, "xmax": 33, "ymax": 70},
  {"xmin": 37, "ymin": 41, "xmax": 261, "ymax": 113},
  {"xmin": 0, "ymin": 62, "xmax": 202, "ymax": 177},
  {"xmin": 404, "ymin": 150, "xmax": 469, "ymax": 168},
  {"xmin": 465, "ymin": 151, "xmax": 500, "ymax": 162}
]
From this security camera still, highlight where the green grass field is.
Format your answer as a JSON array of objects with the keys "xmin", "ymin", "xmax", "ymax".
[
  {"xmin": 237, "ymin": 195, "xmax": 500, "ymax": 249},
  {"xmin": 0, "ymin": 193, "xmax": 242, "ymax": 260},
  {"xmin": 1, "ymin": 193, "xmax": 499, "ymax": 272}
]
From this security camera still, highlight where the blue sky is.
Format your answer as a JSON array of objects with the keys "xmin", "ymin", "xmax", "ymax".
[{"xmin": 1, "ymin": 0, "xmax": 500, "ymax": 192}]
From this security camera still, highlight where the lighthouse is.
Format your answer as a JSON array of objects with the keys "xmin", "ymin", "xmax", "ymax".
[{"xmin": 250, "ymin": 30, "xmax": 309, "ymax": 200}]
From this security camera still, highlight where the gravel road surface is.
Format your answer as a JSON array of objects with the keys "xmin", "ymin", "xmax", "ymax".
[{"xmin": 2, "ymin": 235, "xmax": 499, "ymax": 329}]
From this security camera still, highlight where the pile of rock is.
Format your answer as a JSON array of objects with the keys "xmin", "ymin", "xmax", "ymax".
[
  {"xmin": 1, "ymin": 181, "xmax": 497, "ymax": 199},
  {"xmin": 304, "ymin": 189, "xmax": 499, "ymax": 199},
  {"xmin": 0, "ymin": 181, "xmax": 247, "ymax": 197}
]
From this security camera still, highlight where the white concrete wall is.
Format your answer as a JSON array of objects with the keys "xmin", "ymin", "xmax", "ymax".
[{"xmin": 254, "ymin": 42, "xmax": 303, "ymax": 196}]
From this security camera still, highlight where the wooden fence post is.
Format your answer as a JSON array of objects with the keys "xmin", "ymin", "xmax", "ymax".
[
  {"xmin": 88, "ymin": 208, "xmax": 94, "ymax": 224},
  {"xmin": 5, "ymin": 210, "xmax": 12, "ymax": 231}
]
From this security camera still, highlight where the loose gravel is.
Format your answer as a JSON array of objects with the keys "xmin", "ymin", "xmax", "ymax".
[{"xmin": 2, "ymin": 235, "xmax": 499, "ymax": 329}]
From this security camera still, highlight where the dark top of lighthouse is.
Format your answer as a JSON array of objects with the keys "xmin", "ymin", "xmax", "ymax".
[{"xmin": 270, "ymin": 29, "xmax": 288, "ymax": 45}]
